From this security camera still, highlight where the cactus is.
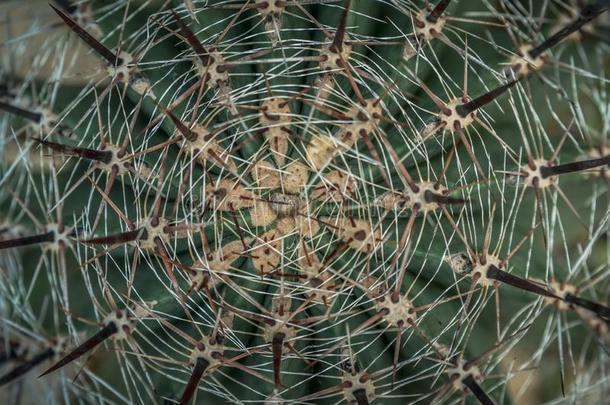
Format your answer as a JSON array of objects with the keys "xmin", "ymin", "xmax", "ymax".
[{"xmin": 1, "ymin": 0, "xmax": 609, "ymax": 403}]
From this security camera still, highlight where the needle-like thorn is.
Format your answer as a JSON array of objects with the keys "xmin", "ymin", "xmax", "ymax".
[
  {"xmin": 39, "ymin": 321, "xmax": 118, "ymax": 377},
  {"xmin": 424, "ymin": 190, "xmax": 467, "ymax": 205},
  {"xmin": 80, "ymin": 229, "xmax": 144, "ymax": 245},
  {"xmin": 0, "ymin": 100, "xmax": 42, "ymax": 122},
  {"xmin": 539, "ymin": 154, "xmax": 610, "ymax": 178},
  {"xmin": 461, "ymin": 374, "xmax": 496, "ymax": 405},
  {"xmin": 0, "ymin": 231, "xmax": 55, "ymax": 250},
  {"xmin": 35, "ymin": 138, "xmax": 113, "ymax": 164},
  {"xmin": 179, "ymin": 357, "xmax": 210, "ymax": 405},
  {"xmin": 427, "ymin": 0, "xmax": 452, "ymax": 23},
  {"xmin": 487, "ymin": 265, "xmax": 557, "ymax": 298},
  {"xmin": 272, "ymin": 333, "xmax": 285, "ymax": 388},
  {"xmin": 528, "ymin": 0, "xmax": 610, "ymax": 59},
  {"xmin": 171, "ymin": 9, "xmax": 211, "ymax": 67},
  {"xmin": 352, "ymin": 388, "xmax": 370, "ymax": 405},
  {"xmin": 50, "ymin": 4, "xmax": 123, "ymax": 66},
  {"xmin": 0, "ymin": 348, "xmax": 54, "ymax": 386},
  {"xmin": 455, "ymin": 80, "xmax": 520, "ymax": 118},
  {"xmin": 565, "ymin": 294, "xmax": 610, "ymax": 320},
  {"xmin": 330, "ymin": 0, "xmax": 352, "ymax": 53}
]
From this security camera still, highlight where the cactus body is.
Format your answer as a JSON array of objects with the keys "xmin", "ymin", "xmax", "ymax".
[{"xmin": 1, "ymin": 1, "xmax": 609, "ymax": 404}]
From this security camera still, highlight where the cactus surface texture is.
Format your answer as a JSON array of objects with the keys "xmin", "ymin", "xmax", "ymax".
[{"xmin": 1, "ymin": 0, "xmax": 610, "ymax": 404}]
